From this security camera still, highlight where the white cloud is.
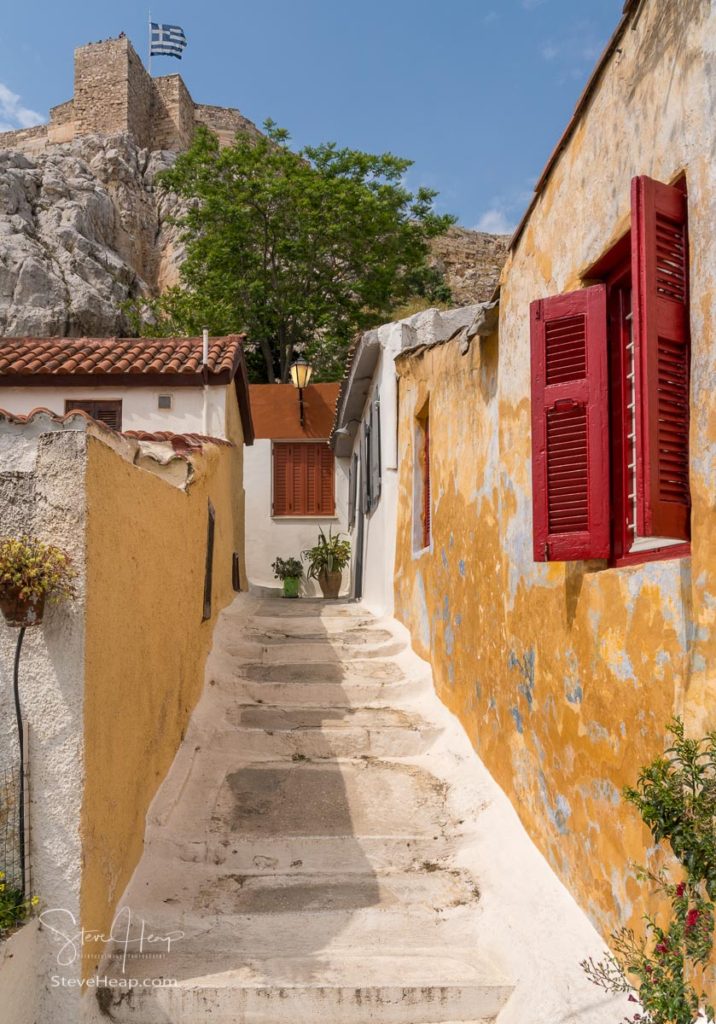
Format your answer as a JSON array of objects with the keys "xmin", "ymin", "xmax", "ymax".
[
  {"xmin": 483, "ymin": 10, "xmax": 499, "ymax": 24},
  {"xmin": 541, "ymin": 42, "xmax": 560, "ymax": 60},
  {"xmin": 474, "ymin": 208, "xmax": 515, "ymax": 235},
  {"xmin": 0, "ymin": 83, "xmax": 43, "ymax": 131}
]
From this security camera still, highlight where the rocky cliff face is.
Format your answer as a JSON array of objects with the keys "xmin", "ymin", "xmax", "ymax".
[
  {"xmin": 0, "ymin": 132, "xmax": 508, "ymax": 337},
  {"xmin": 0, "ymin": 134, "xmax": 182, "ymax": 337}
]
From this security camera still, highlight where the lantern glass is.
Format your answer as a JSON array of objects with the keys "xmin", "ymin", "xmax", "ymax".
[{"xmin": 290, "ymin": 357, "xmax": 313, "ymax": 390}]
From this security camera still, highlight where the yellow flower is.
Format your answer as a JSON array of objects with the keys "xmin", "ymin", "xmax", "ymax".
[{"xmin": 31, "ymin": 896, "xmax": 39, "ymax": 906}]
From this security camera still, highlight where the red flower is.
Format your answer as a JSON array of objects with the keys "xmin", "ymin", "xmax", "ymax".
[
  {"xmin": 685, "ymin": 908, "xmax": 700, "ymax": 931},
  {"xmin": 676, "ymin": 882, "xmax": 686, "ymax": 898},
  {"xmin": 645, "ymin": 964, "xmax": 653, "ymax": 974},
  {"xmin": 655, "ymin": 941, "xmax": 669, "ymax": 954}
]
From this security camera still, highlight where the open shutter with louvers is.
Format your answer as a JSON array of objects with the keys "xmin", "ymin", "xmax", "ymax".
[
  {"xmin": 530, "ymin": 285, "xmax": 610, "ymax": 561},
  {"xmin": 423, "ymin": 418, "xmax": 431, "ymax": 549},
  {"xmin": 348, "ymin": 453, "xmax": 358, "ymax": 529},
  {"xmin": 632, "ymin": 175, "xmax": 690, "ymax": 541},
  {"xmin": 273, "ymin": 443, "xmax": 290, "ymax": 515},
  {"xmin": 369, "ymin": 397, "xmax": 382, "ymax": 512}
]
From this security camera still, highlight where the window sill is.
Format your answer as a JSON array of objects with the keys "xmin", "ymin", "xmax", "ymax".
[
  {"xmin": 272, "ymin": 514, "xmax": 339, "ymax": 521},
  {"xmin": 610, "ymin": 542, "xmax": 691, "ymax": 568}
]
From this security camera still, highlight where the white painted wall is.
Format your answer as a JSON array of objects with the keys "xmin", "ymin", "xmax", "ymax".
[
  {"xmin": 0, "ymin": 385, "xmax": 229, "ymax": 439},
  {"xmin": 244, "ymin": 439, "xmax": 350, "ymax": 597},
  {"xmin": 0, "ymin": 430, "xmax": 87, "ymax": 1024},
  {"xmin": 343, "ymin": 308, "xmax": 480, "ymax": 617}
]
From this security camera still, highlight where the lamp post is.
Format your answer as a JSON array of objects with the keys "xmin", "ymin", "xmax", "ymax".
[{"xmin": 289, "ymin": 356, "xmax": 313, "ymax": 428}]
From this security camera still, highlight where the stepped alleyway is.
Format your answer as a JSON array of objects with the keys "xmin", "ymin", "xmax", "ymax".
[{"xmin": 93, "ymin": 595, "xmax": 626, "ymax": 1023}]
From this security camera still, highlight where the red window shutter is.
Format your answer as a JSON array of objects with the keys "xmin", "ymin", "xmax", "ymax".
[
  {"xmin": 632, "ymin": 175, "xmax": 690, "ymax": 540},
  {"xmin": 530, "ymin": 285, "xmax": 610, "ymax": 561},
  {"xmin": 273, "ymin": 443, "xmax": 291, "ymax": 515},
  {"xmin": 423, "ymin": 419, "xmax": 431, "ymax": 549}
]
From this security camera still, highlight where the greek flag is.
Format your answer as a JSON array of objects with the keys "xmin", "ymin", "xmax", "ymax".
[{"xmin": 150, "ymin": 22, "xmax": 188, "ymax": 59}]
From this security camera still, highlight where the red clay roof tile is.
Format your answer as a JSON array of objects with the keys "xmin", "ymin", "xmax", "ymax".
[{"xmin": 0, "ymin": 336, "xmax": 247, "ymax": 380}]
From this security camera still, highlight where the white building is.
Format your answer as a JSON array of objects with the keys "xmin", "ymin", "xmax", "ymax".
[
  {"xmin": 0, "ymin": 335, "xmax": 254, "ymax": 444},
  {"xmin": 244, "ymin": 383, "xmax": 350, "ymax": 597},
  {"xmin": 331, "ymin": 306, "xmax": 484, "ymax": 615}
]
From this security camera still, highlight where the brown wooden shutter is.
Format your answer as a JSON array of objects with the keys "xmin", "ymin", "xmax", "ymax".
[
  {"xmin": 318, "ymin": 444, "xmax": 335, "ymax": 516},
  {"xmin": 273, "ymin": 442, "xmax": 334, "ymax": 516},
  {"xmin": 65, "ymin": 399, "xmax": 122, "ymax": 430},
  {"xmin": 530, "ymin": 285, "xmax": 610, "ymax": 561},
  {"xmin": 632, "ymin": 175, "xmax": 691, "ymax": 541},
  {"xmin": 273, "ymin": 443, "xmax": 291, "ymax": 515}
]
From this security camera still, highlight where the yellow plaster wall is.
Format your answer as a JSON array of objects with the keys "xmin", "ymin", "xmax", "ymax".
[
  {"xmin": 394, "ymin": 0, "xmax": 716, "ymax": 941},
  {"xmin": 80, "ymin": 435, "xmax": 242, "ymax": 975}
]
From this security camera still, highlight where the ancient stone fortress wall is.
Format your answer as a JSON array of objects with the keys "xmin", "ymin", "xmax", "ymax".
[{"xmin": 0, "ymin": 34, "xmax": 256, "ymax": 156}]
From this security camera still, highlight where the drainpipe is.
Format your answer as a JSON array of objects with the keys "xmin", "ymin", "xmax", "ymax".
[{"xmin": 202, "ymin": 327, "xmax": 209, "ymax": 436}]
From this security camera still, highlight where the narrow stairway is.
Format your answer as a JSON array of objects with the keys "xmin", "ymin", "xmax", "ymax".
[{"xmin": 94, "ymin": 594, "xmax": 624, "ymax": 1024}]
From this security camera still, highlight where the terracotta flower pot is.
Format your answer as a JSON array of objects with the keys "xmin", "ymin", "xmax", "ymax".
[
  {"xmin": 0, "ymin": 590, "xmax": 45, "ymax": 627},
  {"xmin": 318, "ymin": 570, "xmax": 342, "ymax": 600}
]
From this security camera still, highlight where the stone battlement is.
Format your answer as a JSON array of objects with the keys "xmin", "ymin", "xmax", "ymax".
[{"xmin": 0, "ymin": 35, "xmax": 257, "ymax": 156}]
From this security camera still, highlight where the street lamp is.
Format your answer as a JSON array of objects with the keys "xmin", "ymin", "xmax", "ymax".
[{"xmin": 289, "ymin": 356, "xmax": 313, "ymax": 427}]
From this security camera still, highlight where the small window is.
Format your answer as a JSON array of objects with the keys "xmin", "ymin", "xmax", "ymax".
[
  {"xmin": 202, "ymin": 501, "xmax": 216, "ymax": 621},
  {"xmin": 65, "ymin": 399, "xmax": 122, "ymax": 431},
  {"xmin": 158, "ymin": 394, "xmax": 173, "ymax": 410},
  {"xmin": 414, "ymin": 401, "xmax": 431, "ymax": 551},
  {"xmin": 273, "ymin": 442, "xmax": 335, "ymax": 517}
]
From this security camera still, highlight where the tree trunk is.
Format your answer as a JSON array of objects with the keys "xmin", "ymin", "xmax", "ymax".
[{"xmin": 259, "ymin": 338, "xmax": 276, "ymax": 383}]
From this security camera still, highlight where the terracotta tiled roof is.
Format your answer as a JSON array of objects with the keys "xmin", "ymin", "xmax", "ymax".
[
  {"xmin": 0, "ymin": 336, "xmax": 245, "ymax": 379},
  {"xmin": 0, "ymin": 407, "xmax": 232, "ymax": 453},
  {"xmin": 123, "ymin": 430, "xmax": 233, "ymax": 453}
]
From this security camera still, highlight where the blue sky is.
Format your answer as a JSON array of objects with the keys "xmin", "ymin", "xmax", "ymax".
[{"xmin": 0, "ymin": 0, "xmax": 623, "ymax": 232}]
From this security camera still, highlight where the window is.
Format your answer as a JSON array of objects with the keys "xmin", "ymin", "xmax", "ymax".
[
  {"xmin": 158, "ymin": 394, "xmax": 173, "ymax": 410},
  {"xmin": 530, "ymin": 175, "xmax": 691, "ymax": 565},
  {"xmin": 362, "ymin": 395, "xmax": 382, "ymax": 515},
  {"xmin": 202, "ymin": 501, "xmax": 216, "ymax": 621},
  {"xmin": 348, "ymin": 452, "xmax": 358, "ymax": 530},
  {"xmin": 65, "ymin": 399, "xmax": 122, "ymax": 430},
  {"xmin": 273, "ymin": 441, "xmax": 335, "ymax": 517},
  {"xmin": 414, "ymin": 401, "xmax": 431, "ymax": 551}
]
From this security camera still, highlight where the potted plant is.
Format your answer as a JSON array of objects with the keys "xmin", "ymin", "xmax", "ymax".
[
  {"xmin": 0, "ymin": 536, "xmax": 76, "ymax": 627},
  {"xmin": 302, "ymin": 528, "xmax": 351, "ymax": 599},
  {"xmin": 271, "ymin": 556, "xmax": 303, "ymax": 599}
]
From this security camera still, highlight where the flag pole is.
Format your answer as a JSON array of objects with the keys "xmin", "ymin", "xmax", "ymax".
[{"xmin": 148, "ymin": 10, "xmax": 152, "ymax": 75}]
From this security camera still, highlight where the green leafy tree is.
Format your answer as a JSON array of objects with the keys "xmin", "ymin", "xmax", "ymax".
[{"xmin": 129, "ymin": 122, "xmax": 454, "ymax": 381}]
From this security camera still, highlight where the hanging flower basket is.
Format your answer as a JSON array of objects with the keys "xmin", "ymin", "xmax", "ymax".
[
  {"xmin": 0, "ymin": 590, "xmax": 46, "ymax": 628},
  {"xmin": 0, "ymin": 536, "xmax": 76, "ymax": 629}
]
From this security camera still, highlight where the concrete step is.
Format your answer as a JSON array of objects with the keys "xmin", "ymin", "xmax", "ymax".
[
  {"xmin": 219, "ymin": 674, "xmax": 426, "ymax": 708},
  {"xmin": 220, "ymin": 636, "xmax": 407, "ymax": 664},
  {"xmin": 244, "ymin": 614, "xmax": 378, "ymax": 637},
  {"xmin": 221, "ymin": 704, "xmax": 439, "ymax": 758},
  {"xmin": 96, "ymin": 950, "xmax": 511, "ymax": 1024},
  {"xmin": 143, "ymin": 833, "xmax": 457, "ymax": 875}
]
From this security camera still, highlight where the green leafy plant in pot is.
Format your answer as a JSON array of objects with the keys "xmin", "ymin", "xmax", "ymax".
[
  {"xmin": 302, "ymin": 528, "xmax": 351, "ymax": 599},
  {"xmin": 271, "ymin": 556, "xmax": 303, "ymax": 599},
  {"xmin": 0, "ymin": 536, "xmax": 76, "ymax": 627}
]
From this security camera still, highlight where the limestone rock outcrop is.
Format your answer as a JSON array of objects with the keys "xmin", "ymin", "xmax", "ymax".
[
  {"xmin": 430, "ymin": 226, "xmax": 509, "ymax": 305},
  {"xmin": 0, "ymin": 134, "xmax": 182, "ymax": 337},
  {"xmin": 0, "ymin": 132, "xmax": 508, "ymax": 338}
]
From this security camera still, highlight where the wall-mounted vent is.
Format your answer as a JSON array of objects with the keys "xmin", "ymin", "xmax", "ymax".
[{"xmin": 158, "ymin": 394, "xmax": 173, "ymax": 410}]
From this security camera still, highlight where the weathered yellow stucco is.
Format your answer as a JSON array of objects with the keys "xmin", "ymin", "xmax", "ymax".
[
  {"xmin": 80, "ymin": 423, "xmax": 244, "ymax": 976},
  {"xmin": 394, "ymin": 0, "xmax": 716, "ymax": 942}
]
